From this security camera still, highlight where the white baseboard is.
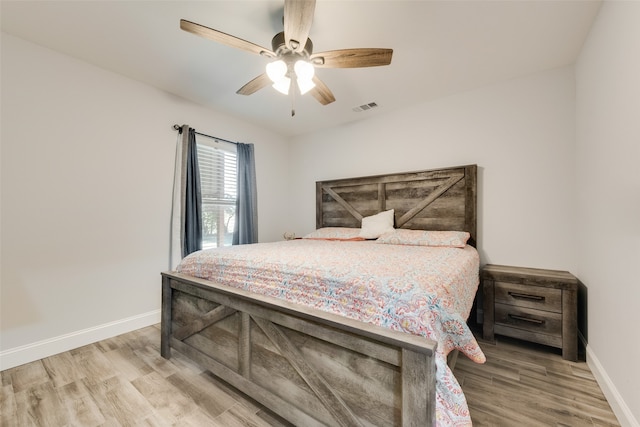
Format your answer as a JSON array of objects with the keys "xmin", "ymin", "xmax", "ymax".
[
  {"xmin": 0, "ymin": 309, "xmax": 161, "ymax": 371},
  {"xmin": 585, "ymin": 339, "xmax": 639, "ymax": 427}
]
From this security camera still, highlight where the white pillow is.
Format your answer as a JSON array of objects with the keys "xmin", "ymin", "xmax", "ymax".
[{"xmin": 359, "ymin": 209, "xmax": 395, "ymax": 239}]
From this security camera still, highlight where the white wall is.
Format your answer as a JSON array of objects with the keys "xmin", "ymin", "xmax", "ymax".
[
  {"xmin": 288, "ymin": 66, "xmax": 577, "ymax": 271},
  {"xmin": 575, "ymin": 1, "xmax": 640, "ymax": 425},
  {"xmin": 0, "ymin": 33, "xmax": 289, "ymax": 366}
]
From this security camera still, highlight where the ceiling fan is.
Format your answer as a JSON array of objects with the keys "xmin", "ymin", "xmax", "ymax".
[{"xmin": 180, "ymin": 0, "xmax": 393, "ymax": 112}]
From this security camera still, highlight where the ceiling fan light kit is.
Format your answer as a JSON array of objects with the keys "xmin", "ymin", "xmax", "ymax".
[
  {"xmin": 180, "ymin": 0, "xmax": 393, "ymax": 113},
  {"xmin": 265, "ymin": 57, "xmax": 315, "ymax": 96},
  {"xmin": 265, "ymin": 30, "xmax": 316, "ymax": 95}
]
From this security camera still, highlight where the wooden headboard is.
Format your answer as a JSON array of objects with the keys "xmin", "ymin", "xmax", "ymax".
[{"xmin": 316, "ymin": 164, "xmax": 477, "ymax": 246}]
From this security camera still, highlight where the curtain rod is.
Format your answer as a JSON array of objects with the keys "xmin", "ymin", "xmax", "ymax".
[{"xmin": 173, "ymin": 124, "xmax": 238, "ymax": 145}]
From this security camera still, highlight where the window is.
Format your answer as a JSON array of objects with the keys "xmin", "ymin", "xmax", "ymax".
[{"xmin": 196, "ymin": 135, "xmax": 237, "ymax": 249}]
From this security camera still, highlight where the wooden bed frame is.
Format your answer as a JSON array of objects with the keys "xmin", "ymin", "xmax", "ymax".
[{"xmin": 161, "ymin": 164, "xmax": 477, "ymax": 426}]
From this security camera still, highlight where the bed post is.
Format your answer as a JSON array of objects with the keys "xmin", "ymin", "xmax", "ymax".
[
  {"xmin": 464, "ymin": 164, "xmax": 478, "ymax": 247},
  {"xmin": 238, "ymin": 312, "xmax": 251, "ymax": 378},
  {"xmin": 401, "ymin": 348, "xmax": 436, "ymax": 426},
  {"xmin": 315, "ymin": 181, "xmax": 323, "ymax": 229},
  {"xmin": 161, "ymin": 274, "xmax": 172, "ymax": 359}
]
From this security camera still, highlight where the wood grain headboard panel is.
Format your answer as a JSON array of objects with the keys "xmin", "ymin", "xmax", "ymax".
[{"xmin": 316, "ymin": 164, "xmax": 477, "ymax": 246}]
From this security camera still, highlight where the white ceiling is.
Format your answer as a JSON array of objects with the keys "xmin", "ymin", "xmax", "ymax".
[{"xmin": 1, "ymin": 0, "xmax": 601, "ymax": 137}]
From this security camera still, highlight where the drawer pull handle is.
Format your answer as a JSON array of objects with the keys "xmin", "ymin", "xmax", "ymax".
[
  {"xmin": 508, "ymin": 314, "xmax": 545, "ymax": 325},
  {"xmin": 508, "ymin": 292, "xmax": 545, "ymax": 302}
]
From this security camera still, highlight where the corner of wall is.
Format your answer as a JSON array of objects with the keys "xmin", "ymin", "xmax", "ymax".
[{"xmin": 585, "ymin": 341, "xmax": 640, "ymax": 427}]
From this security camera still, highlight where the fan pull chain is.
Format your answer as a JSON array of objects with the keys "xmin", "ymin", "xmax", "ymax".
[{"xmin": 291, "ymin": 85, "xmax": 296, "ymax": 117}]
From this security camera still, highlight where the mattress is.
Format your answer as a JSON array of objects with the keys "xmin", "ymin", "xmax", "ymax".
[{"xmin": 177, "ymin": 238, "xmax": 486, "ymax": 425}]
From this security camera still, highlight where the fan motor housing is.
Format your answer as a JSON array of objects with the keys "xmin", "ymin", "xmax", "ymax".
[{"xmin": 272, "ymin": 31, "xmax": 313, "ymax": 58}]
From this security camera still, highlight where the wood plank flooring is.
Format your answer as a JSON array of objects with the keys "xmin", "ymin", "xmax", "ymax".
[
  {"xmin": 1, "ymin": 325, "xmax": 619, "ymax": 426},
  {"xmin": 455, "ymin": 334, "xmax": 620, "ymax": 426}
]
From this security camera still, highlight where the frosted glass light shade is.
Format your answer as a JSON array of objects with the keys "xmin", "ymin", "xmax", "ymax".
[
  {"xmin": 266, "ymin": 60, "xmax": 287, "ymax": 82},
  {"xmin": 297, "ymin": 78, "xmax": 316, "ymax": 95},
  {"xmin": 294, "ymin": 60, "xmax": 315, "ymax": 94},
  {"xmin": 294, "ymin": 60, "xmax": 314, "ymax": 80},
  {"xmin": 272, "ymin": 77, "xmax": 291, "ymax": 95}
]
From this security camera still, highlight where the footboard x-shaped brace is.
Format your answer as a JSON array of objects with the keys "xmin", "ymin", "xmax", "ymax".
[
  {"xmin": 251, "ymin": 316, "xmax": 363, "ymax": 427},
  {"xmin": 172, "ymin": 305, "xmax": 362, "ymax": 425}
]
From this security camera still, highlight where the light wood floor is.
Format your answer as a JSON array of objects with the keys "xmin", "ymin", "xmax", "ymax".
[
  {"xmin": 1, "ymin": 325, "xmax": 619, "ymax": 426},
  {"xmin": 455, "ymin": 334, "xmax": 620, "ymax": 426}
]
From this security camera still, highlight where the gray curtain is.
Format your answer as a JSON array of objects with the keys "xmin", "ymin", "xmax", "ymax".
[
  {"xmin": 182, "ymin": 127, "xmax": 202, "ymax": 257},
  {"xmin": 233, "ymin": 142, "xmax": 258, "ymax": 245}
]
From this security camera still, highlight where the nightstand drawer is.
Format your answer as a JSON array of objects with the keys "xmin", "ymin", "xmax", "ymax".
[
  {"xmin": 495, "ymin": 281, "xmax": 562, "ymax": 313},
  {"xmin": 494, "ymin": 303, "xmax": 562, "ymax": 337}
]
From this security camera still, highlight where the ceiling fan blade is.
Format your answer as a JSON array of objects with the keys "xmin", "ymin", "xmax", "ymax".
[
  {"xmin": 180, "ymin": 19, "xmax": 275, "ymax": 57},
  {"xmin": 283, "ymin": 0, "xmax": 316, "ymax": 53},
  {"xmin": 310, "ymin": 48, "xmax": 393, "ymax": 68},
  {"xmin": 236, "ymin": 73, "xmax": 272, "ymax": 96},
  {"xmin": 309, "ymin": 76, "xmax": 335, "ymax": 105}
]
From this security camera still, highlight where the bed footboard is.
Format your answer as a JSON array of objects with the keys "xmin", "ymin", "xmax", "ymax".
[{"xmin": 161, "ymin": 272, "xmax": 437, "ymax": 427}]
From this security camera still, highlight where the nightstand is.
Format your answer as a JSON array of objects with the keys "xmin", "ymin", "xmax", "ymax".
[{"xmin": 482, "ymin": 264, "xmax": 578, "ymax": 361}]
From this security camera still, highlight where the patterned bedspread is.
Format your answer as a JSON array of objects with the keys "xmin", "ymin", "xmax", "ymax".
[{"xmin": 177, "ymin": 239, "xmax": 486, "ymax": 426}]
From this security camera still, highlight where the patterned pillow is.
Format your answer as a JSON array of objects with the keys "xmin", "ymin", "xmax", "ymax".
[
  {"xmin": 376, "ymin": 229, "xmax": 470, "ymax": 248},
  {"xmin": 303, "ymin": 227, "xmax": 365, "ymax": 241}
]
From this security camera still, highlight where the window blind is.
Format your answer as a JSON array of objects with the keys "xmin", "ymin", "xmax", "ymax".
[{"xmin": 196, "ymin": 137, "xmax": 237, "ymax": 248}]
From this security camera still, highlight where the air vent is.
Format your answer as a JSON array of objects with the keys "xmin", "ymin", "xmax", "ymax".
[{"xmin": 352, "ymin": 102, "xmax": 379, "ymax": 112}]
